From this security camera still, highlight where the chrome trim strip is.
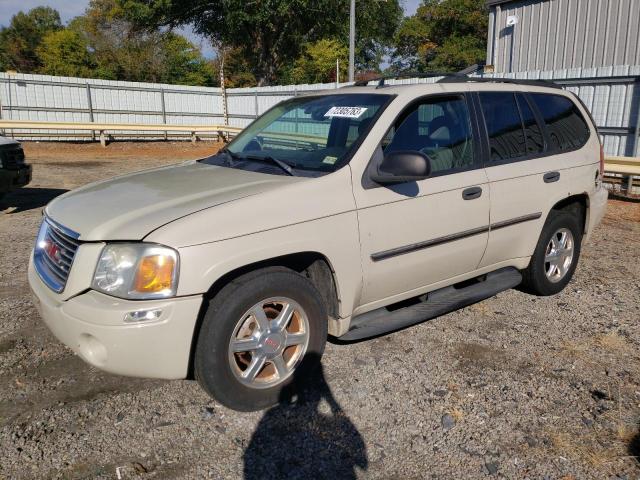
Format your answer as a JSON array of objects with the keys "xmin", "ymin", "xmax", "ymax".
[
  {"xmin": 371, "ymin": 225, "xmax": 490, "ymax": 262},
  {"xmin": 370, "ymin": 212, "xmax": 543, "ymax": 262},
  {"xmin": 45, "ymin": 216, "xmax": 80, "ymax": 240},
  {"xmin": 489, "ymin": 212, "xmax": 542, "ymax": 231}
]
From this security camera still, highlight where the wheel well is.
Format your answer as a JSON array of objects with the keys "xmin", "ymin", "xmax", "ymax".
[
  {"xmin": 551, "ymin": 194, "xmax": 588, "ymax": 233},
  {"xmin": 186, "ymin": 252, "xmax": 340, "ymax": 379}
]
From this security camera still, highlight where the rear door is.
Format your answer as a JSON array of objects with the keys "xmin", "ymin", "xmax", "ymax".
[{"xmin": 476, "ymin": 91, "xmax": 588, "ymax": 267}]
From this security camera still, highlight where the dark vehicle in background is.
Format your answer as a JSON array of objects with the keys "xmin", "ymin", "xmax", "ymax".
[{"xmin": 0, "ymin": 136, "xmax": 31, "ymax": 200}]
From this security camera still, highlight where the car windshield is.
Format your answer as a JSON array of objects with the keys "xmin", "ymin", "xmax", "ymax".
[{"xmin": 201, "ymin": 93, "xmax": 392, "ymax": 176}]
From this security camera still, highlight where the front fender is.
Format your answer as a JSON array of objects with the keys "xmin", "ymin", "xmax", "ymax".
[{"xmin": 175, "ymin": 212, "xmax": 363, "ymax": 319}]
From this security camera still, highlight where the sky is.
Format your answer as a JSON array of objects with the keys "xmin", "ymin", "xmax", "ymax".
[{"xmin": 0, "ymin": 0, "xmax": 423, "ymax": 58}]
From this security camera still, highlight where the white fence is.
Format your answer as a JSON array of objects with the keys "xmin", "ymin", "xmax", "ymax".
[{"xmin": 1, "ymin": 65, "xmax": 639, "ymax": 156}]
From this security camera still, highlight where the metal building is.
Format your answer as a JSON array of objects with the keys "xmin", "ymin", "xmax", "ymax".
[{"xmin": 486, "ymin": 0, "xmax": 640, "ymax": 74}]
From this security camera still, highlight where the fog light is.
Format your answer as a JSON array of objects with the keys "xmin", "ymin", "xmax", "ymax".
[{"xmin": 124, "ymin": 308, "xmax": 162, "ymax": 324}]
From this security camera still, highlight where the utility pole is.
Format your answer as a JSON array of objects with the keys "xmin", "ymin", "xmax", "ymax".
[{"xmin": 349, "ymin": 0, "xmax": 355, "ymax": 82}]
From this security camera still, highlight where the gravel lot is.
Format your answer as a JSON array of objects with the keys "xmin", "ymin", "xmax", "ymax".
[{"xmin": 0, "ymin": 142, "xmax": 639, "ymax": 479}]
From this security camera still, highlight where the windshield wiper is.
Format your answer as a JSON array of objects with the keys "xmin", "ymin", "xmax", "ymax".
[{"xmin": 241, "ymin": 154, "xmax": 295, "ymax": 176}]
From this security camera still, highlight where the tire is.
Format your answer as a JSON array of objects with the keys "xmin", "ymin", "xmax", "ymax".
[
  {"xmin": 194, "ymin": 267, "xmax": 327, "ymax": 411},
  {"xmin": 521, "ymin": 210, "xmax": 583, "ymax": 296}
]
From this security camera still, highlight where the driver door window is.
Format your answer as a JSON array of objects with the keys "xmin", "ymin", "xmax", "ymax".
[{"xmin": 383, "ymin": 96, "xmax": 475, "ymax": 174}]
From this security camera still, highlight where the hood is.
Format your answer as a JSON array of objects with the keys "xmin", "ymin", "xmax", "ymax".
[
  {"xmin": 0, "ymin": 136, "xmax": 20, "ymax": 147},
  {"xmin": 45, "ymin": 161, "xmax": 303, "ymax": 241}
]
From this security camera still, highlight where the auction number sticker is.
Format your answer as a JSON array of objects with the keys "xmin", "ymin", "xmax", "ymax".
[{"xmin": 324, "ymin": 106, "xmax": 368, "ymax": 118}]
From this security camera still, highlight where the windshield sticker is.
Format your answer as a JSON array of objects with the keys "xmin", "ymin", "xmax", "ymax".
[
  {"xmin": 324, "ymin": 106, "xmax": 368, "ymax": 118},
  {"xmin": 322, "ymin": 155, "xmax": 338, "ymax": 165}
]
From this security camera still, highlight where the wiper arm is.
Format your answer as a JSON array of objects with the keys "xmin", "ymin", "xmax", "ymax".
[{"xmin": 242, "ymin": 154, "xmax": 295, "ymax": 176}]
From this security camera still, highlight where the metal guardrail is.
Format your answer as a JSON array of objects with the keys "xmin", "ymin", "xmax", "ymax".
[
  {"xmin": 604, "ymin": 156, "xmax": 640, "ymax": 175},
  {"xmin": 0, "ymin": 120, "xmax": 242, "ymax": 146},
  {"xmin": 603, "ymin": 156, "xmax": 640, "ymax": 194}
]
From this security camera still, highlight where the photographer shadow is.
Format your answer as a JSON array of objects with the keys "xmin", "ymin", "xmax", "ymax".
[{"xmin": 243, "ymin": 354, "xmax": 368, "ymax": 480}]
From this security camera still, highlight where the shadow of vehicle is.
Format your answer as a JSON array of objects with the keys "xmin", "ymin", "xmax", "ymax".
[
  {"xmin": 243, "ymin": 354, "xmax": 368, "ymax": 480},
  {"xmin": 0, "ymin": 187, "xmax": 68, "ymax": 214}
]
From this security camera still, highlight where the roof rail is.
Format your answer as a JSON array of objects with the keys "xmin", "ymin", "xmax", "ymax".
[
  {"xmin": 351, "ymin": 72, "xmax": 464, "ymax": 88},
  {"xmin": 346, "ymin": 71, "xmax": 562, "ymax": 90},
  {"xmin": 437, "ymin": 76, "xmax": 562, "ymax": 89}
]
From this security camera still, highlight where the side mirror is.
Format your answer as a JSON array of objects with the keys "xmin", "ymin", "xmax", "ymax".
[{"xmin": 370, "ymin": 151, "xmax": 431, "ymax": 184}]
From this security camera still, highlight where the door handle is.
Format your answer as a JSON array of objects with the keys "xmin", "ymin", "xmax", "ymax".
[
  {"xmin": 543, "ymin": 171, "xmax": 560, "ymax": 183},
  {"xmin": 462, "ymin": 186, "xmax": 482, "ymax": 200}
]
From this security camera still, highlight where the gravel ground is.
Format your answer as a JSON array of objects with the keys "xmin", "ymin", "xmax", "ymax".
[{"xmin": 0, "ymin": 142, "xmax": 639, "ymax": 480}]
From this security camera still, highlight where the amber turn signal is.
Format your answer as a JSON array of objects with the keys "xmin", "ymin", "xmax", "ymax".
[{"xmin": 134, "ymin": 255, "xmax": 176, "ymax": 293}]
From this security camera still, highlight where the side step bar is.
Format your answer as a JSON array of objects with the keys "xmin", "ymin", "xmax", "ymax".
[{"xmin": 340, "ymin": 267, "xmax": 522, "ymax": 341}]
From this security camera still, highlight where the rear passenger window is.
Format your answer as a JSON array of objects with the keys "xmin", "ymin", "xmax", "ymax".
[
  {"xmin": 479, "ymin": 92, "xmax": 526, "ymax": 161},
  {"xmin": 530, "ymin": 93, "xmax": 590, "ymax": 151},
  {"xmin": 516, "ymin": 93, "xmax": 544, "ymax": 154}
]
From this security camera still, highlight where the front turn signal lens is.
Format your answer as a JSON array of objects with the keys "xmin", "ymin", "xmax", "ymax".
[{"xmin": 134, "ymin": 255, "xmax": 176, "ymax": 293}]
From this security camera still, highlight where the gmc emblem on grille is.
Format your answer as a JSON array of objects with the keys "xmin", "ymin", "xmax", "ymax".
[{"xmin": 46, "ymin": 241, "xmax": 62, "ymax": 263}]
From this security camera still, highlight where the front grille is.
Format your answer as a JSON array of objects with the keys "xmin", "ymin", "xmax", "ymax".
[
  {"xmin": 1, "ymin": 146, "xmax": 26, "ymax": 170},
  {"xmin": 34, "ymin": 219, "xmax": 81, "ymax": 293}
]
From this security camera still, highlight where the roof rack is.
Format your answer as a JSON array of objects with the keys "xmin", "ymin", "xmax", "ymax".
[
  {"xmin": 348, "ymin": 70, "xmax": 561, "ymax": 90},
  {"xmin": 438, "ymin": 76, "xmax": 562, "ymax": 89},
  {"xmin": 351, "ymin": 72, "xmax": 465, "ymax": 88}
]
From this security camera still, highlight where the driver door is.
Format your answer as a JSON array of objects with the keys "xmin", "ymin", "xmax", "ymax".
[{"xmin": 352, "ymin": 93, "xmax": 490, "ymax": 309}]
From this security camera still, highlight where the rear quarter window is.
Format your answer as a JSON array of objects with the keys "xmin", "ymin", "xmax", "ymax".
[{"xmin": 529, "ymin": 93, "xmax": 590, "ymax": 151}]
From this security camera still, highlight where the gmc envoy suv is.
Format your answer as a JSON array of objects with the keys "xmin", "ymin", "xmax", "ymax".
[{"xmin": 29, "ymin": 76, "xmax": 607, "ymax": 411}]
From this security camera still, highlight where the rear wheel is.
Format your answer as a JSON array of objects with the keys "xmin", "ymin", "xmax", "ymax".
[
  {"xmin": 521, "ymin": 210, "xmax": 582, "ymax": 296},
  {"xmin": 194, "ymin": 267, "xmax": 327, "ymax": 411}
]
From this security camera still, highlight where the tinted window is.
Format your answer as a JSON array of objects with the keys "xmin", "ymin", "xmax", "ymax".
[
  {"xmin": 516, "ymin": 93, "xmax": 544, "ymax": 154},
  {"xmin": 479, "ymin": 92, "xmax": 526, "ymax": 161},
  {"xmin": 384, "ymin": 96, "xmax": 474, "ymax": 173},
  {"xmin": 530, "ymin": 93, "xmax": 590, "ymax": 151}
]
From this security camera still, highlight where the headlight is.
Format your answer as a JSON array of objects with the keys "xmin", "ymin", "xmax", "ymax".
[{"xmin": 92, "ymin": 243, "xmax": 179, "ymax": 299}]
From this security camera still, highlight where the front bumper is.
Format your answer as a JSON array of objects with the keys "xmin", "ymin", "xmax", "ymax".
[
  {"xmin": 28, "ymin": 259, "xmax": 202, "ymax": 379},
  {"xmin": 0, "ymin": 164, "xmax": 32, "ymax": 193}
]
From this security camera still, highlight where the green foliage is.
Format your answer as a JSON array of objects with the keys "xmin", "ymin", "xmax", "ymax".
[
  {"xmin": 118, "ymin": 0, "xmax": 402, "ymax": 85},
  {"xmin": 393, "ymin": 0, "xmax": 487, "ymax": 72},
  {"xmin": 215, "ymin": 47, "xmax": 256, "ymax": 88},
  {"xmin": 0, "ymin": 1, "xmax": 215, "ymax": 85},
  {"xmin": 36, "ymin": 29, "xmax": 95, "ymax": 77},
  {"xmin": 286, "ymin": 39, "xmax": 348, "ymax": 84},
  {"xmin": 0, "ymin": 7, "xmax": 62, "ymax": 72},
  {"xmin": 348, "ymin": 0, "xmax": 404, "ymax": 72},
  {"xmin": 0, "ymin": 0, "xmax": 405, "ymax": 86}
]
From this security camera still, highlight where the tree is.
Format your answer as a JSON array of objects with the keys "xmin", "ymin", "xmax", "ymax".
[
  {"xmin": 118, "ymin": 0, "xmax": 402, "ymax": 86},
  {"xmin": 37, "ymin": 29, "xmax": 95, "ymax": 77},
  {"xmin": 212, "ymin": 47, "xmax": 256, "ymax": 88},
  {"xmin": 287, "ymin": 39, "xmax": 348, "ymax": 84},
  {"xmin": 348, "ymin": 0, "xmax": 404, "ymax": 72},
  {"xmin": 392, "ymin": 0, "xmax": 487, "ymax": 72},
  {"xmin": 72, "ymin": 0, "xmax": 215, "ymax": 84},
  {"xmin": 0, "ymin": 7, "xmax": 62, "ymax": 72}
]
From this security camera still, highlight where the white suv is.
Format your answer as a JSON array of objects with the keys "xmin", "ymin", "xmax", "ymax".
[{"xmin": 29, "ymin": 76, "xmax": 608, "ymax": 411}]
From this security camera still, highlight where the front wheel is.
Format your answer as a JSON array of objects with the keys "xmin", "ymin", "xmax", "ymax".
[
  {"xmin": 521, "ymin": 210, "xmax": 583, "ymax": 296},
  {"xmin": 194, "ymin": 267, "xmax": 327, "ymax": 411}
]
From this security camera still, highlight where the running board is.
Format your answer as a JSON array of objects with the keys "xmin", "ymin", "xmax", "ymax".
[{"xmin": 340, "ymin": 267, "xmax": 522, "ymax": 341}]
